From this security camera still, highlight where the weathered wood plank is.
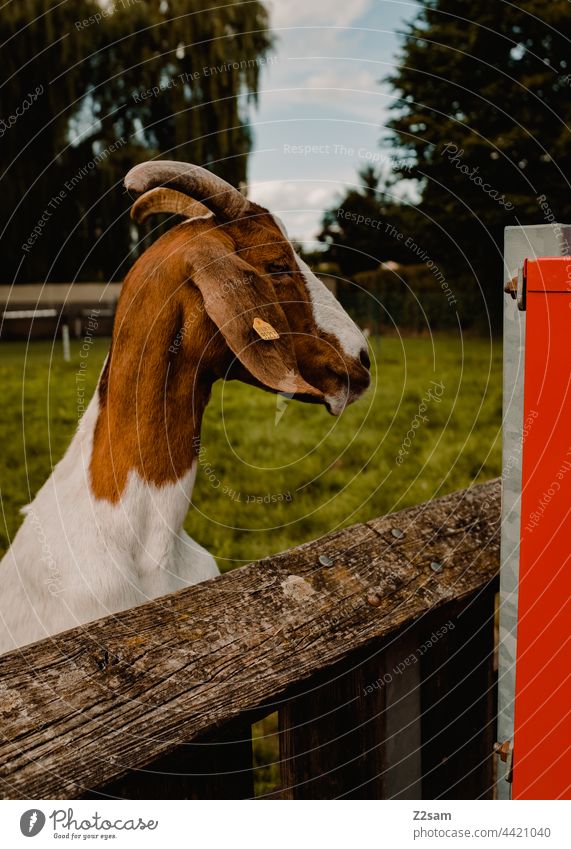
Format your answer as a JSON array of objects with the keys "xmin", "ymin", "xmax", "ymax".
[
  {"xmin": 0, "ymin": 479, "xmax": 500, "ymax": 799},
  {"xmin": 377, "ymin": 630, "xmax": 423, "ymax": 799},
  {"xmin": 420, "ymin": 588, "xmax": 497, "ymax": 799},
  {"xmin": 278, "ymin": 646, "xmax": 386, "ymax": 799},
  {"xmin": 278, "ymin": 630, "xmax": 423, "ymax": 799}
]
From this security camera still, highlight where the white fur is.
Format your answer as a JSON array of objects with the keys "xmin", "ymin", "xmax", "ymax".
[
  {"xmin": 272, "ymin": 215, "xmax": 366, "ymax": 359},
  {"xmin": 0, "ymin": 389, "xmax": 218, "ymax": 654},
  {"xmin": 294, "ymin": 255, "xmax": 368, "ymax": 415},
  {"xmin": 296, "ymin": 256, "xmax": 366, "ymax": 359}
]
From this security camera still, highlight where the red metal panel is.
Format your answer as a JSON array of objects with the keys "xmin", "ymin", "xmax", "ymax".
[
  {"xmin": 513, "ymin": 258, "xmax": 571, "ymax": 799},
  {"xmin": 525, "ymin": 255, "xmax": 571, "ymax": 293}
]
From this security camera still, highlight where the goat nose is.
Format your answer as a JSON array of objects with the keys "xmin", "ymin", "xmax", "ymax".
[
  {"xmin": 349, "ymin": 359, "xmax": 371, "ymax": 392},
  {"xmin": 359, "ymin": 348, "xmax": 371, "ymax": 371},
  {"xmin": 354, "ymin": 367, "xmax": 371, "ymax": 391}
]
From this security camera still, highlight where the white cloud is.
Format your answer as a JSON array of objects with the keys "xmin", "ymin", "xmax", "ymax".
[
  {"xmin": 298, "ymin": 67, "xmax": 388, "ymax": 123},
  {"xmin": 302, "ymin": 68, "xmax": 377, "ymax": 90},
  {"xmin": 250, "ymin": 180, "xmax": 334, "ymax": 210},
  {"xmin": 255, "ymin": 61, "xmax": 390, "ymax": 126},
  {"xmin": 248, "ymin": 180, "xmax": 340, "ymax": 243},
  {"xmin": 248, "ymin": 0, "xmax": 407, "ymax": 240},
  {"xmin": 268, "ymin": 0, "xmax": 374, "ymax": 30}
]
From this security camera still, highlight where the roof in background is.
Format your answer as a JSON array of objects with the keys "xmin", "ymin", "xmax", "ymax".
[{"xmin": 0, "ymin": 283, "xmax": 122, "ymax": 308}]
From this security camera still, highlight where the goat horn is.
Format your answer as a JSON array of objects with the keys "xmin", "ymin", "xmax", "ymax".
[
  {"xmin": 124, "ymin": 160, "xmax": 250, "ymax": 221},
  {"xmin": 130, "ymin": 188, "xmax": 213, "ymax": 224}
]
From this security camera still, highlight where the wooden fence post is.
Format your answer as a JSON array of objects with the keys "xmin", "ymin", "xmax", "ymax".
[
  {"xmin": 420, "ymin": 587, "xmax": 497, "ymax": 799},
  {"xmin": 279, "ymin": 632, "xmax": 422, "ymax": 799}
]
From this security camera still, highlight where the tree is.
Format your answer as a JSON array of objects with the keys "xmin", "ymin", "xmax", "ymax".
[
  {"xmin": 385, "ymin": 0, "xmax": 571, "ymax": 328},
  {"xmin": 0, "ymin": 0, "xmax": 272, "ymax": 283},
  {"xmin": 318, "ymin": 165, "xmax": 408, "ymax": 277}
]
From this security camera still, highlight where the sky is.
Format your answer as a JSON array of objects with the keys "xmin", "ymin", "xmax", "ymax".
[{"xmin": 247, "ymin": 0, "xmax": 420, "ymax": 246}]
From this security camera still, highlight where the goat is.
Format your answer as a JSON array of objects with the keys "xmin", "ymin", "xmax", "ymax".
[{"xmin": 0, "ymin": 161, "xmax": 371, "ymax": 654}]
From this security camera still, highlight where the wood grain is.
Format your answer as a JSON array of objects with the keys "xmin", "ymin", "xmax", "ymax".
[
  {"xmin": 0, "ymin": 479, "xmax": 500, "ymax": 799},
  {"xmin": 420, "ymin": 593, "xmax": 497, "ymax": 799}
]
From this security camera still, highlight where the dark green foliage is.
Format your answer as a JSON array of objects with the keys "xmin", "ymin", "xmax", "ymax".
[
  {"xmin": 384, "ymin": 0, "xmax": 571, "ymax": 328},
  {"xmin": 321, "ymin": 0, "xmax": 571, "ymax": 330},
  {"xmin": 0, "ymin": 0, "xmax": 272, "ymax": 283},
  {"xmin": 352, "ymin": 263, "xmax": 469, "ymax": 333},
  {"xmin": 319, "ymin": 166, "xmax": 409, "ymax": 276}
]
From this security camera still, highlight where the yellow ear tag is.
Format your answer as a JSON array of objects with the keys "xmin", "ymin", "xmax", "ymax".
[{"xmin": 253, "ymin": 317, "xmax": 280, "ymax": 340}]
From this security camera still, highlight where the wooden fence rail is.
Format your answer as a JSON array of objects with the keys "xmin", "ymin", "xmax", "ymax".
[{"xmin": 0, "ymin": 479, "xmax": 500, "ymax": 800}]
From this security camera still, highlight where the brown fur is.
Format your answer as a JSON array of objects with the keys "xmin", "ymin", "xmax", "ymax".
[
  {"xmin": 91, "ymin": 223, "xmax": 222, "ymax": 501},
  {"xmin": 90, "ymin": 208, "xmax": 369, "ymax": 502}
]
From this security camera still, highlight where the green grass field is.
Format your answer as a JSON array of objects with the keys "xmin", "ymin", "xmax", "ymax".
[
  {"xmin": 0, "ymin": 335, "xmax": 502, "ymax": 562},
  {"xmin": 0, "ymin": 333, "xmax": 502, "ymax": 794}
]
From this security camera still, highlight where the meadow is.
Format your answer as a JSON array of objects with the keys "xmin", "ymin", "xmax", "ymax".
[
  {"xmin": 0, "ymin": 333, "xmax": 502, "ymax": 794},
  {"xmin": 0, "ymin": 335, "xmax": 502, "ymax": 564}
]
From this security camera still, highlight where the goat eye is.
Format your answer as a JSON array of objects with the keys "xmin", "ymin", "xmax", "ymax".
[{"xmin": 267, "ymin": 262, "xmax": 290, "ymax": 275}]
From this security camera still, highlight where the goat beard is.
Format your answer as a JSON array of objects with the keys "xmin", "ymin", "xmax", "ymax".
[{"xmin": 223, "ymin": 359, "xmax": 325, "ymax": 407}]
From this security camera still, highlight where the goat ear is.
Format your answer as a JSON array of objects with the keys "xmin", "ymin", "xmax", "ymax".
[{"xmin": 188, "ymin": 241, "xmax": 322, "ymax": 399}]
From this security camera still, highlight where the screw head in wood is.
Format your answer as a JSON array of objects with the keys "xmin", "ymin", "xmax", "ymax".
[
  {"xmin": 391, "ymin": 527, "xmax": 405, "ymax": 539},
  {"xmin": 430, "ymin": 561, "xmax": 443, "ymax": 573},
  {"xmin": 318, "ymin": 554, "xmax": 333, "ymax": 567}
]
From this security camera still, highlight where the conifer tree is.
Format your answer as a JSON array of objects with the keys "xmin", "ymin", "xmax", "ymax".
[{"xmin": 385, "ymin": 0, "xmax": 571, "ymax": 326}]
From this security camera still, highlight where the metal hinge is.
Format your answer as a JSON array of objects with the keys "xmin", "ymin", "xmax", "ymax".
[
  {"xmin": 504, "ymin": 262, "xmax": 526, "ymax": 311},
  {"xmin": 494, "ymin": 740, "xmax": 514, "ymax": 784}
]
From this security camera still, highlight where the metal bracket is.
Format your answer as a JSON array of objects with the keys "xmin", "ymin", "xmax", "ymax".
[
  {"xmin": 493, "ymin": 740, "xmax": 514, "ymax": 784},
  {"xmin": 504, "ymin": 264, "xmax": 527, "ymax": 311}
]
